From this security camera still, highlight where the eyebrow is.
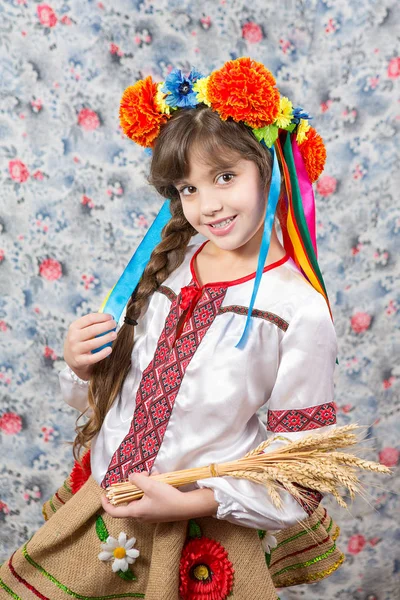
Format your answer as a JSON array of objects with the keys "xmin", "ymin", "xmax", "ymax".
[{"xmin": 175, "ymin": 160, "xmax": 241, "ymax": 186}]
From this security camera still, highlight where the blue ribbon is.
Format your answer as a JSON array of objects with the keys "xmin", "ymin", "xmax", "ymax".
[
  {"xmin": 93, "ymin": 199, "xmax": 172, "ymax": 353},
  {"xmin": 235, "ymin": 144, "xmax": 281, "ymax": 349}
]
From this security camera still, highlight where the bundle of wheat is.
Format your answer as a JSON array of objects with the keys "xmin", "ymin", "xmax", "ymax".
[{"xmin": 105, "ymin": 424, "xmax": 392, "ymax": 511}]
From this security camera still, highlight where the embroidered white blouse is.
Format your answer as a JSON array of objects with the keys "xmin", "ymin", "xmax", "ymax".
[{"xmin": 59, "ymin": 238, "xmax": 338, "ymax": 532}]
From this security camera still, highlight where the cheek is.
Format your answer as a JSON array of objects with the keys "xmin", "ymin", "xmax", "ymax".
[{"xmin": 181, "ymin": 202, "xmax": 198, "ymax": 225}]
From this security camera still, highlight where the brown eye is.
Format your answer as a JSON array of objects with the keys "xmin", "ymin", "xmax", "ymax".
[{"xmin": 217, "ymin": 173, "xmax": 235, "ymax": 184}]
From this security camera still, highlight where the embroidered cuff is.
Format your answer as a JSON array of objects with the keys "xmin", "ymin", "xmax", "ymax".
[{"xmin": 66, "ymin": 366, "xmax": 90, "ymax": 386}]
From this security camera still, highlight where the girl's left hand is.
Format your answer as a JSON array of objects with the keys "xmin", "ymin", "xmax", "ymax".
[{"xmin": 101, "ymin": 470, "xmax": 190, "ymax": 523}]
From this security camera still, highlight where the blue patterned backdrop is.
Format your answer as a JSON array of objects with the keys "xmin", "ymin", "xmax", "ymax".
[{"xmin": 0, "ymin": 0, "xmax": 399, "ymax": 598}]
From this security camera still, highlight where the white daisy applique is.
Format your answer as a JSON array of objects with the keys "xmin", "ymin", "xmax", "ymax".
[
  {"xmin": 261, "ymin": 531, "xmax": 278, "ymax": 554},
  {"xmin": 98, "ymin": 531, "xmax": 140, "ymax": 573}
]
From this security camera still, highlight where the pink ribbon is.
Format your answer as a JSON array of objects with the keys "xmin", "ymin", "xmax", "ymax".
[{"xmin": 291, "ymin": 136, "xmax": 318, "ymax": 258}]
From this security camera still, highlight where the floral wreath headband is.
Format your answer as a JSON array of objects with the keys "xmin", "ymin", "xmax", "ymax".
[
  {"xmin": 119, "ymin": 56, "xmax": 325, "ymax": 185},
  {"xmin": 96, "ymin": 57, "xmax": 335, "ymax": 357}
]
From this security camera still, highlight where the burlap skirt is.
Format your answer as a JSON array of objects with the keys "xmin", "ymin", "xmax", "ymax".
[{"xmin": 0, "ymin": 471, "xmax": 345, "ymax": 600}]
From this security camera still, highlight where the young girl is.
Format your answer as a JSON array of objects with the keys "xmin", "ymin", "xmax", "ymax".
[{"xmin": 0, "ymin": 57, "xmax": 344, "ymax": 600}]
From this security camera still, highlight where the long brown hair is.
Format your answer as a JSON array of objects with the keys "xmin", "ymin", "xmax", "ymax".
[{"xmin": 72, "ymin": 103, "xmax": 283, "ymax": 461}]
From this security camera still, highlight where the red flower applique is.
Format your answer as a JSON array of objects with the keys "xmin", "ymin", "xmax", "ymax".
[
  {"xmin": 179, "ymin": 536, "xmax": 234, "ymax": 600},
  {"xmin": 70, "ymin": 449, "xmax": 91, "ymax": 494}
]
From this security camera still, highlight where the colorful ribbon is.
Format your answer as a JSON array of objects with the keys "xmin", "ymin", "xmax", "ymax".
[
  {"xmin": 235, "ymin": 143, "xmax": 281, "ymax": 349},
  {"xmin": 93, "ymin": 199, "xmax": 172, "ymax": 353}
]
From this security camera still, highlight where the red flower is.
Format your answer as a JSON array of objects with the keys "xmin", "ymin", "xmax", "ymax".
[
  {"xmin": 37, "ymin": 4, "xmax": 58, "ymax": 28},
  {"xmin": 119, "ymin": 76, "xmax": 170, "ymax": 148},
  {"xmin": 316, "ymin": 175, "xmax": 337, "ymax": 197},
  {"xmin": 297, "ymin": 127, "xmax": 327, "ymax": 183},
  {"xmin": 207, "ymin": 56, "xmax": 280, "ymax": 129},
  {"xmin": 379, "ymin": 447, "xmax": 399, "ymax": 467},
  {"xmin": 0, "ymin": 412, "xmax": 22, "ymax": 435},
  {"xmin": 179, "ymin": 537, "xmax": 234, "ymax": 600},
  {"xmin": 350, "ymin": 312, "xmax": 371, "ymax": 333},
  {"xmin": 70, "ymin": 449, "xmax": 91, "ymax": 494},
  {"xmin": 39, "ymin": 258, "xmax": 62, "ymax": 281},
  {"xmin": 242, "ymin": 22, "xmax": 263, "ymax": 44},
  {"xmin": 78, "ymin": 108, "xmax": 100, "ymax": 131},
  {"xmin": 347, "ymin": 534, "xmax": 366, "ymax": 555},
  {"xmin": 9, "ymin": 159, "xmax": 29, "ymax": 183},
  {"xmin": 387, "ymin": 57, "xmax": 400, "ymax": 79}
]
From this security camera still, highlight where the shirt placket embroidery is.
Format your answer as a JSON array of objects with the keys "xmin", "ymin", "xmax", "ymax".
[{"xmin": 100, "ymin": 282, "xmax": 227, "ymax": 488}]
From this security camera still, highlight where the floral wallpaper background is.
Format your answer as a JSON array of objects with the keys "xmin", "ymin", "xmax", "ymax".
[{"xmin": 0, "ymin": 0, "xmax": 399, "ymax": 598}]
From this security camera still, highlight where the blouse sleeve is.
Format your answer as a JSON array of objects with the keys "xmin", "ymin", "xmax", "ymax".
[
  {"xmin": 196, "ymin": 292, "xmax": 338, "ymax": 531},
  {"xmin": 58, "ymin": 306, "xmax": 129, "ymax": 413}
]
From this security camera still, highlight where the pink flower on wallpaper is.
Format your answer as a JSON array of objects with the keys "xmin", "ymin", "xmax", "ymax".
[
  {"xmin": 379, "ymin": 447, "xmax": 399, "ymax": 467},
  {"xmin": 39, "ymin": 258, "xmax": 62, "ymax": 281},
  {"xmin": 9, "ymin": 160, "xmax": 29, "ymax": 183},
  {"xmin": 81, "ymin": 195, "xmax": 94, "ymax": 208},
  {"xmin": 44, "ymin": 346, "xmax": 57, "ymax": 360},
  {"xmin": 242, "ymin": 22, "xmax": 263, "ymax": 43},
  {"xmin": 37, "ymin": 4, "xmax": 58, "ymax": 28},
  {"xmin": 0, "ymin": 500, "xmax": 9, "ymax": 514},
  {"xmin": 61, "ymin": 15, "xmax": 72, "ymax": 26},
  {"xmin": 347, "ymin": 534, "xmax": 366, "ymax": 555},
  {"xmin": 0, "ymin": 249, "xmax": 4, "ymax": 262},
  {"xmin": 316, "ymin": 175, "xmax": 337, "ymax": 197},
  {"xmin": 387, "ymin": 57, "xmax": 400, "ymax": 79},
  {"xmin": 350, "ymin": 312, "xmax": 372, "ymax": 333},
  {"xmin": 78, "ymin": 108, "xmax": 100, "ymax": 131},
  {"xmin": 0, "ymin": 412, "xmax": 22, "ymax": 435},
  {"xmin": 110, "ymin": 43, "xmax": 123, "ymax": 56}
]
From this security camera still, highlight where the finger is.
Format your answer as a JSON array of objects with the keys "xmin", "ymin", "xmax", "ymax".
[
  {"xmin": 101, "ymin": 493, "xmax": 139, "ymax": 519},
  {"xmin": 75, "ymin": 344, "xmax": 113, "ymax": 367},
  {"xmin": 78, "ymin": 320, "xmax": 118, "ymax": 343},
  {"xmin": 79, "ymin": 329, "xmax": 118, "ymax": 353},
  {"xmin": 128, "ymin": 472, "xmax": 153, "ymax": 491},
  {"xmin": 73, "ymin": 312, "xmax": 114, "ymax": 333}
]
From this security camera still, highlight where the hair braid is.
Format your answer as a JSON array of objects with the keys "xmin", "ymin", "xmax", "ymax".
[{"xmin": 72, "ymin": 197, "xmax": 196, "ymax": 461}]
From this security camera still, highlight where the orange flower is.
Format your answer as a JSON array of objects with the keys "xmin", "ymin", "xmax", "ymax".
[
  {"xmin": 207, "ymin": 56, "xmax": 280, "ymax": 129},
  {"xmin": 119, "ymin": 76, "xmax": 170, "ymax": 148},
  {"xmin": 298, "ymin": 127, "xmax": 326, "ymax": 182}
]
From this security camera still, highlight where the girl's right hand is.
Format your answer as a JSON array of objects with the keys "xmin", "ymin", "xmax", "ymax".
[{"xmin": 63, "ymin": 313, "xmax": 118, "ymax": 381}]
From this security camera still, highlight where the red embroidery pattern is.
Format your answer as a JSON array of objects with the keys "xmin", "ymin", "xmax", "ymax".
[
  {"xmin": 293, "ymin": 484, "xmax": 324, "ymax": 516},
  {"xmin": 267, "ymin": 402, "xmax": 336, "ymax": 433},
  {"xmin": 101, "ymin": 284, "xmax": 227, "ymax": 488},
  {"xmin": 157, "ymin": 284, "xmax": 177, "ymax": 302},
  {"xmin": 218, "ymin": 305, "xmax": 288, "ymax": 331}
]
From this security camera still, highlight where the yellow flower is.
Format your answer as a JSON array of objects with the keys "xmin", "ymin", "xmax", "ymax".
[
  {"xmin": 275, "ymin": 96, "xmax": 293, "ymax": 128},
  {"xmin": 192, "ymin": 76, "xmax": 211, "ymax": 107},
  {"xmin": 155, "ymin": 82, "xmax": 172, "ymax": 114},
  {"xmin": 296, "ymin": 118, "xmax": 311, "ymax": 145}
]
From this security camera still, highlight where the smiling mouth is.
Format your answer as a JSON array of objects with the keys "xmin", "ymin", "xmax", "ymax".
[{"xmin": 208, "ymin": 215, "xmax": 237, "ymax": 229}]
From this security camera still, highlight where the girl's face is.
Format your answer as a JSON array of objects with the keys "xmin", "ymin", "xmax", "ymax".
[{"xmin": 174, "ymin": 146, "xmax": 268, "ymax": 256}]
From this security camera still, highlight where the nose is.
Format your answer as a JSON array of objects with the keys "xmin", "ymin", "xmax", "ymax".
[{"xmin": 199, "ymin": 192, "xmax": 223, "ymax": 217}]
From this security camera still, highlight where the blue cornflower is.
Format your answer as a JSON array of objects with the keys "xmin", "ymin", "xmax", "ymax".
[
  {"xmin": 161, "ymin": 67, "xmax": 205, "ymax": 109},
  {"xmin": 292, "ymin": 106, "xmax": 313, "ymax": 124}
]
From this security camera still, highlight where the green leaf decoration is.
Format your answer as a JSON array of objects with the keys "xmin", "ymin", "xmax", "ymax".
[
  {"xmin": 96, "ymin": 515, "xmax": 109, "ymax": 542},
  {"xmin": 286, "ymin": 123, "xmax": 296, "ymax": 132},
  {"xmin": 257, "ymin": 529, "xmax": 266, "ymax": 540},
  {"xmin": 188, "ymin": 519, "xmax": 202, "ymax": 539},
  {"xmin": 252, "ymin": 124, "xmax": 279, "ymax": 148},
  {"xmin": 117, "ymin": 569, "xmax": 137, "ymax": 582}
]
